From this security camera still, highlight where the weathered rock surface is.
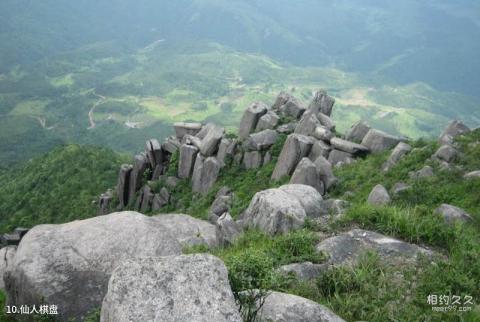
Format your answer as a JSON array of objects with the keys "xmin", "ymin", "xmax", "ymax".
[
  {"xmin": 309, "ymin": 140, "xmax": 331, "ymax": 161},
  {"xmin": 272, "ymin": 134, "xmax": 314, "ymax": 180},
  {"xmin": 278, "ymin": 184, "xmax": 325, "ymax": 218},
  {"xmin": 243, "ymin": 188, "xmax": 306, "ymax": 235},
  {"xmin": 5, "ymin": 212, "xmax": 182, "ymax": 321},
  {"xmin": 199, "ymin": 125, "xmax": 225, "ymax": 156},
  {"xmin": 209, "ymin": 187, "xmax": 233, "ymax": 223},
  {"xmin": 330, "ymin": 138, "xmax": 369, "ymax": 155},
  {"xmin": 367, "ymin": 184, "xmax": 391, "ymax": 205},
  {"xmin": 244, "ymin": 129, "xmax": 278, "ymax": 151},
  {"xmin": 162, "ymin": 136, "xmax": 181, "ymax": 154},
  {"xmin": 174, "ymin": 122, "xmax": 202, "ymax": 140},
  {"xmin": 308, "ymin": 90, "xmax": 336, "ymax": 117},
  {"xmin": 316, "ymin": 229, "xmax": 434, "ymax": 267},
  {"xmin": 410, "ymin": 165, "xmax": 434, "ymax": 179},
  {"xmin": 278, "ymin": 262, "xmax": 325, "ymax": 281},
  {"xmin": 145, "ymin": 139, "xmax": 163, "ymax": 168},
  {"xmin": 256, "ymin": 291, "xmax": 345, "ymax": 322},
  {"xmin": 216, "ymin": 138, "xmax": 233, "ymax": 166},
  {"xmin": 178, "ymin": 144, "xmax": 199, "ymax": 179},
  {"xmin": 295, "ymin": 112, "xmax": 321, "ymax": 136},
  {"xmin": 243, "ymin": 151, "xmax": 263, "ymax": 169},
  {"xmin": 345, "ymin": 121, "xmax": 371, "ymax": 143},
  {"xmin": 434, "ymin": 204, "xmax": 473, "ymax": 225},
  {"xmin": 239, "ymin": 102, "xmax": 268, "ymax": 139},
  {"xmin": 256, "ymin": 111, "xmax": 280, "ymax": 131},
  {"xmin": 117, "ymin": 164, "xmax": 133, "ymax": 207},
  {"xmin": 0, "ymin": 246, "xmax": 16, "ymax": 290},
  {"xmin": 361, "ymin": 129, "xmax": 400, "ymax": 153},
  {"xmin": 314, "ymin": 156, "xmax": 337, "ymax": 190},
  {"xmin": 216, "ymin": 213, "xmax": 242, "ymax": 246},
  {"xmin": 192, "ymin": 156, "xmax": 221, "ymax": 195},
  {"xmin": 100, "ymin": 254, "xmax": 242, "ymax": 322},
  {"xmin": 439, "ymin": 120, "xmax": 470, "ymax": 145},
  {"xmin": 290, "ymin": 158, "xmax": 324, "ymax": 194},
  {"xmin": 139, "ymin": 185, "xmax": 154, "ymax": 212},
  {"xmin": 434, "ymin": 145, "xmax": 458, "ymax": 163},
  {"xmin": 276, "ymin": 122, "xmax": 297, "ymax": 134},
  {"xmin": 152, "ymin": 214, "xmax": 218, "ymax": 247},
  {"xmin": 313, "ymin": 126, "xmax": 334, "ymax": 142},
  {"xmin": 328, "ymin": 149, "xmax": 354, "ymax": 166},
  {"xmin": 323, "ymin": 199, "xmax": 349, "ymax": 216},
  {"xmin": 128, "ymin": 154, "xmax": 148, "ymax": 202},
  {"xmin": 382, "ymin": 142, "xmax": 412, "ymax": 172},
  {"xmin": 317, "ymin": 113, "xmax": 335, "ymax": 131},
  {"xmin": 464, "ymin": 170, "xmax": 480, "ymax": 179},
  {"xmin": 273, "ymin": 92, "xmax": 306, "ymax": 119},
  {"xmin": 391, "ymin": 182, "xmax": 410, "ymax": 196},
  {"xmin": 98, "ymin": 190, "xmax": 113, "ymax": 216}
]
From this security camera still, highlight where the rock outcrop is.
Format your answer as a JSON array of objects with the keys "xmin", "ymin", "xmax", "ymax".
[
  {"xmin": 239, "ymin": 102, "xmax": 268, "ymax": 139},
  {"xmin": 382, "ymin": 142, "xmax": 412, "ymax": 172},
  {"xmin": 0, "ymin": 246, "xmax": 16, "ymax": 290},
  {"xmin": 100, "ymin": 254, "xmax": 242, "ymax": 322},
  {"xmin": 361, "ymin": 129, "xmax": 401, "ymax": 153},
  {"xmin": 439, "ymin": 120, "xmax": 470, "ymax": 145},
  {"xmin": 192, "ymin": 156, "xmax": 221, "ymax": 195},
  {"xmin": 271, "ymin": 134, "xmax": 314, "ymax": 180}
]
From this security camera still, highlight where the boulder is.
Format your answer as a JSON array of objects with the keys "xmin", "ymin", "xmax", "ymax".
[
  {"xmin": 199, "ymin": 125, "xmax": 225, "ymax": 156},
  {"xmin": 278, "ymin": 262, "xmax": 325, "ymax": 281},
  {"xmin": 128, "ymin": 154, "xmax": 148, "ymax": 202},
  {"xmin": 152, "ymin": 214, "xmax": 218, "ymax": 247},
  {"xmin": 294, "ymin": 112, "xmax": 321, "ymax": 136},
  {"xmin": 117, "ymin": 164, "xmax": 133, "ymax": 208},
  {"xmin": 367, "ymin": 184, "xmax": 391, "ymax": 205},
  {"xmin": 410, "ymin": 165, "xmax": 434, "ymax": 179},
  {"xmin": 345, "ymin": 121, "xmax": 371, "ymax": 143},
  {"xmin": 244, "ymin": 129, "xmax": 278, "ymax": 151},
  {"xmin": 313, "ymin": 126, "xmax": 334, "ymax": 142},
  {"xmin": 196, "ymin": 123, "xmax": 215, "ymax": 140},
  {"xmin": 316, "ymin": 229, "xmax": 434, "ymax": 267},
  {"xmin": 0, "ymin": 246, "xmax": 16, "ymax": 290},
  {"xmin": 174, "ymin": 122, "xmax": 202, "ymax": 140},
  {"xmin": 256, "ymin": 291, "xmax": 345, "ymax": 322},
  {"xmin": 217, "ymin": 138, "xmax": 234, "ymax": 166},
  {"xmin": 328, "ymin": 149, "xmax": 354, "ymax": 166},
  {"xmin": 434, "ymin": 204, "xmax": 473, "ymax": 225},
  {"xmin": 309, "ymin": 140, "xmax": 331, "ymax": 161},
  {"xmin": 243, "ymin": 151, "xmax": 263, "ymax": 169},
  {"xmin": 314, "ymin": 156, "xmax": 337, "ymax": 190},
  {"xmin": 98, "ymin": 190, "xmax": 113, "ymax": 216},
  {"xmin": 439, "ymin": 120, "xmax": 470, "ymax": 145},
  {"xmin": 382, "ymin": 142, "xmax": 412, "ymax": 172},
  {"xmin": 308, "ymin": 90, "xmax": 336, "ymax": 117},
  {"xmin": 209, "ymin": 188, "xmax": 233, "ymax": 223},
  {"xmin": 4, "ymin": 212, "xmax": 182, "ymax": 321},
  {"xmin": 290, "ymin": 158, "xmax": 325, "ymax": 194},
  {"xmin": 434, "ymin": 145, "xmax": 458, "ymax": 163},
  {"xmin": 391, "ymin": 182, "xmax": 410, "ymax": 196},
  {"xmin": 151, "ymin": 164, "xmax": 163, "ymax": 180},
  {"xmin": 243, "ymin": 188, "xmax": 306, "ymax": 235},
  {"xmin": 239, "ymin": 102, "xmax": 268, "ymax": 139},
  {"xmin": 323, "ymin": 199, "xmax": 349, "ymax": 216},
  {"xmin": 278, "ymin": 184, "xmax": 325, "ymax": 218},
  {"xmin": 263, "ymin": 151, "xmax": 272, "ymax": 165},
  {"xmin": 256, "ymin": 111, "xmax": 280, "ymax": 131},
  {"xmin": 317, "ymin": 113, "xmax": 335, "ymax": 131},
  {"xmin": 152, "ymin": 193, "xmax": 168, "ymax": 211},
  {"xmin": 273, "ymin": 92, "xmax": 306, "ymax": 119},
  {"xmin": 165, "ymin": 176, "xmax": 180, "ymax": 189},
  {"xmin": 361, "ymin": 129, "xmax": 400, "ymax": 153},
  {"xmin": 139, "ymin": 185, "xmax": 154, "ymax": 213},
  {"xmin": 145, "ymin": 139, "xmax": 163, "ymax": 168},
  {"xmin": 182, "ymin": 134, "xmax": 202, "ymax": 148},
  {"xmin": 192, "ymin": 156, "xmax": 221, "ymax": 195},
  {"xmin": 276, "ymin": 122, "xmax": 297, "ymax": 134},
  {"xmin": 162, "ymin": 136, "xmax": 181, "ymax": 154},
  {"xmin": 330, "ymin": 138, "xmax": 369, "ymax": 155},
  {"xmin": 178, "ymin": 144, "xmax": 199, "ymax": 179},
  {"xmin": 464, "ymin": 170, "xmax": 480, "ymax": 179},
  {"xmin": 100, "ymin": 254, "xmax": 242, "ymax": 322},
  {"xmin": 271, "ymin": 134, "xmax": 314, "ymax": 180},
  {"xmin": 216, "ymin": 213, "xmax": 242, "ymax": 246}
]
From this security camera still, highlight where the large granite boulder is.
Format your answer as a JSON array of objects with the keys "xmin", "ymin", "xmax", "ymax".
[
  {"xmin": 328, "ymin": 149, "xmax": 354, "ymax": 166},
  {"xmin": 434, "ymin": 204, "xmax": 473, "ymax": 225},
  {"xmin": 178, "ymin": 144, "xmax": 199, "ymax": 179},
  {"xmin": 192, "ymin": 156, "xmax": 221, "ymax": 195},
  {"xmin": 314, "ymin": 156, "xmax": 337, "ymax": 190},
  {"xmin": 256, "ymin": 111, "xmax": 280, "ymax": 131},
  {"xmin": 278, "ymin": 262, "xmax": 325, "ymax": 281},
  {"xmin": 239, "ymin": 102, "xmax": 268, "ymax": 139},
  {"xmin": 294, "ymin": 112, "xmax": 321, "ymax": 136},
  {"xmin": 128, "ymin": 154, "xmax": 149, "ymax": 202},
  {"xmin": 243, "ymin": 151, "xmax": 263, "ymax": 169},
  {"xmin": 309, "ymin": 140, "xmax": 331, "ymax": 161},
  {"xmin": 330, "ymin": 138, "xmax": 369, "ymax": 155},
  {"xmin": 278, "ymin": 184, "xmax": 325, "ymax": 218},
  {"xmin": 4, "ymin": 212, "xmax": 182, "ymax": 321},
  {"xmin": 313, "ymin": 126, "xmax": 334, "ymax": 142},
  {"xmin": 367, "ymin": 184, "xmax": 391, "ymax": 205},
  {"xmin": 100, "ymin": 254, "xmax": 242, "ymax": 322},
  {"xmin": 256, "ymin": 291, "xmax": 345, "ymax": 322},
  {"xmin": 244, "ymin": 129, "xmax": 278, "ymax": 151},
  {"xmin": 382, "ymin": 142, "xmax": 412, "ymax": 172},
  {"xmin": 199, "ymin": 125, "xmax": 225, "ymax": 156},
  {"xmin": 433, "ymin": 145, "xmax": 458, "ymax": 163},
  {"xmin": 152, "ymin": 214, "xmax": 218, "ymax": 247},
  {"xmin": 271, "ymin": 134, "xmax": 314, "ymax": 180},
  {"xmin": 317, "ymin": 113, "xmax": 335, "ymax": 131},
  {"xmin": 308, "ymin": 90, "xmax": 336, "ymax": 117},
  {"xmin": 439, "ymin": 120, "xmax": 470, "ymax": 146},
  {"xmin": 345, "ymin": 121, "xmax": 371, "ymax": 143},
  {"xmin": 216, "ymin": 213, "xmax": 242, "ymax": 246},
  {"xmin": 290, "ymin": 158, "xmax": 324, "ymax": 194},
  {"xmin": 361, "ymin": 129, "xmax": 400, "ymax": 153},
  {"xmin": 117, "ymin": 164, "xmax": 133, "ymax": 207},
  {"xmin": 0, "ymin": 246, "xmax": 16, "ymax": 290},
  {"xmin": 174, "ymin": 122, "xmax": 202, "ymax": 140},
  {"xmin": 273, "ymin": 92, "xmax": 306, "ymax": 119},
  {"xmin": 316, "ymin": 229, "xmax": 434, "ymax": 267}
]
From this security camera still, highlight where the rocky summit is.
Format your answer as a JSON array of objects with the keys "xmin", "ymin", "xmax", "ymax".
[{"xmin": 1, "ymin": 90, "xmax": 479, "ymax": 322}]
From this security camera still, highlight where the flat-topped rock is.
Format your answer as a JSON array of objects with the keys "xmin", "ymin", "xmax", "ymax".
[
  {"xmin": 174, "ymin": 122, "xmax": 202, "ymax": 140},
  {"xmin": 244, "ymin": 129, "xmax": 278, "ymax": 151},
  {"xmin": 199, "ymin": 124, "xmax": 224, "ymax": 156},
  {"xmin": 330, "ymin": 137, "xmax": 369, "ymax": 155},
  {"xmin": 100, "ymin": 254, "xmax": 242, "ymax": 322},
  {"xmin": 361, "ymin": 129, "xmax": 400, "ymax": 153}
]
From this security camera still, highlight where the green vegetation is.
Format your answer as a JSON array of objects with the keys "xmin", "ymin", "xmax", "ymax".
[{"xmin": 0, "ymin": 145, "xmax": 127, "ymax": 233}]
